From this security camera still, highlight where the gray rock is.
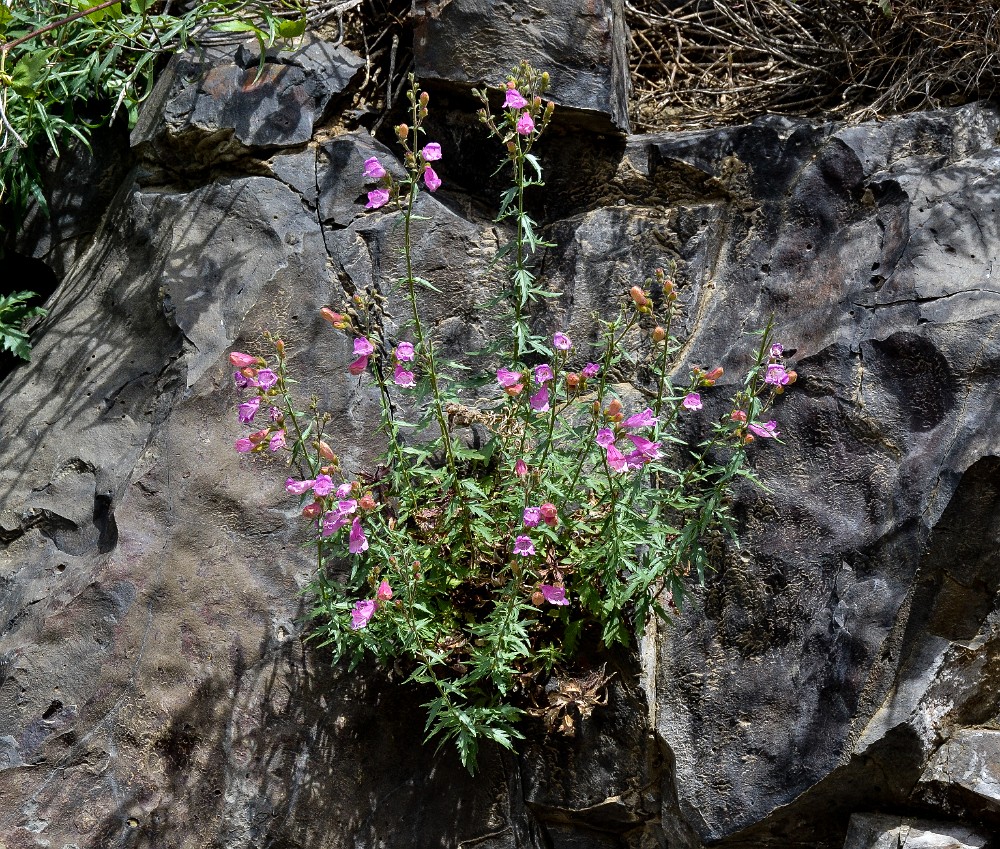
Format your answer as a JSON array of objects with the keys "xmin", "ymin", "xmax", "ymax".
[
  {"xmin": 842, "ymin": 813, "xmax": 989, "ymax": 849},
  {"xmin": 919, "ymin": 729, "xmax": 1000, "ymax": 814}
]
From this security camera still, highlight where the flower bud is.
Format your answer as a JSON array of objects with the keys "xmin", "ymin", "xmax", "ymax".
[
  {"xmin": 514, "ymin": 459, "xmax": 528, "ymax": 478},
  {"xmin": 359, "ymin": 493, "xmax": 376, "ymax": 511},
  {"xmin": 705, "ymin": 366, "xmax": 724, "ymax": 381},
  {"xmin": 533, "ymin": 95, "xmax": 542, "ymax": 109},
  {"xmin": 786, "ymin": 370, "xmax": 798, "ymax": 385},
  {"xmin": 544, "ymin": 101, "xmax": 555, "ymax": 118},
  {"xmin": 396, "ymin": 123, "xmax": 409, "ymax": 140},
  {"xmin": 229, "ymin": 351, "xmax": 258, "ymax": 368},
  {"xmin": 606, "ymin": 398, "xmax": 624, "ymax": 421},
  {"xmin": 241, "ymin": 367, "xmax": 257, "ymax": 379},
  {"xmin": 652, "ymin": 326, "xmax": 666, "ymax": 343},
  {"xmin": 541, "ymin": 72, "xmax": 550, "ymax": 86},
  {"xmin": 419, "ymin": 90, "xmax": 429, "ymax": 107},
  {"xmin": 730, "ymin": 410, "xmax": 747, "ymax": 423},
  {"xmin": 320, "ymin": 307, "xmax": 345, "ymax": 326},
  {"xmin": 539, "ymin": 502, "xmax": 558, "ymax": 527},
  {"xmin": 629, "ymin": 285, "xmax": 648, "ymax": 307},
  {"xmin": 302, "ymin": 501, "xmax": 322, "ymax": 518},
  {"xmin": 317, "ymin": 440, "xmax": 336, "ymax": 461},
  {"xmin": 275, "ymin": 338, "xmax": 285, "ymax": 355},
  {"xmin": 531, "ymin": 590, "xmax": 545, "ymax": 606},
  {"xmin": 505, "ymin": 383, "xmax": 524, "ymax": 397},
  {"xmin": 248, "ymin": 429, "xmax": 268, "ymax": 444},
  {"xmin": 565, "ymin": 372, "xmax": 580, "ymax": 389},
  {"xmin": 743, "ymin": 434, "xmax": 755, "ymax": 445}
]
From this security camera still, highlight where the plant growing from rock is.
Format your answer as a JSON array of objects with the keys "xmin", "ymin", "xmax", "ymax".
[{"xmin": 229, "ymin": 67, "xmax": 794, "ymax": 772}]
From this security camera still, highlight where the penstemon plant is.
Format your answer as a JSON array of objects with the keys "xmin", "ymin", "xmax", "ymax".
[{"xmin": 229, "ymin": 66, "xmax": 794, "ymax": 773}]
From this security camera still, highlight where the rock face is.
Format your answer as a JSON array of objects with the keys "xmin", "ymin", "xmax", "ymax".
[{"xmin": 1, "ymin": 15, "xmax": 1000, "ymax": 849}]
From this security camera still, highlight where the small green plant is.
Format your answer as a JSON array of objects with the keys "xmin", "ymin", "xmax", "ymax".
[
  {"xmin": 229, "ymin": 67, "xmax": 794, "ymax": 772},
  {"xmin": 0, "ymin": 289, "xmax": 47, "ymax": 360}
]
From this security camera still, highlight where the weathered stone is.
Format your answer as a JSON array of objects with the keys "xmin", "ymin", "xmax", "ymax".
[
  {"xmin": 842, "ymin": 813, "xmax": 989, "ymax": 849},
  {"xmin": 918, "ymin": 729, "xmax": 1000, "ymax": 814},
  {"xmin": 412, "ymin": 0, "xmax": 631, "ymax": 133}
]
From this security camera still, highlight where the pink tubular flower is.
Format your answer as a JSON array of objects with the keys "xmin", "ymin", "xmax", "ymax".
[
  {"xmin": 624, "ymin": 407, "xmax": 656, "ymax": 430},
  {"xmin": 596, "ymin": 427, "xmax": 616, "ymax": 449},
  {"xmin": 765, "ymin": 363, "xmax": 790, "ymax": 386},
  {"xmin": 539, "ymin": 503, "xmax": 558, "ymax": 527},
  {"xmin": 336, "ymin": 483, "xmax": 353, "ymax": 498},
  {"xmin": 312, "ymin": 474, "xmax": 334, "ymax": 497},
  {"xmin": 348, "ymin": 355, "xmax": 368, "ymax": 376},
  {"xmin": 354, "ymin": 337, "xmax": 375, "ymax": 357},
  {"xmin": 516, "ymin": 112, "xmax": 535, "ymax": 135},
  {"xmin": 423, "ymin": 166, "xmax": 442, "ymax": 192},
  {"xmin": 770, "ymin": 343, "xmax": 784, "ymax": 358},
  {"xmin": 606, "ymin": 442, "xmax": 628, "ymax": 473},
  {"xmin": 748, "ymin": 420, "xmax": 780, "ymax": 439},
  {"xmin": 514, "ymin": 535, "xmax": 536, "ymax": 557},
  {"xmin": 350, "ymin": 599, "xmax": 376, "ymax": 630},
  {"xmin": 235, "ymin": 438, "xmax": 254, "ymax": 453},
  {"xmin": 682, "ymin": 392, "xmax": 702, "ymax": 411},
  {"xmin": 523, "ymin": 506, "xmax": 541, "ymax": 528},
  {"xmin": 366, "ymin": 189, "xmax": 390, "ymax": 209},
  {"xmin": 395, "ymin": 341, "xmax": 415, "ymax": 362},
  {"xmin": 497, "ymin": 367, "xmax": 522, "ymax": 388},
  {"xmin": 534, "ymin": 363, "xmax": 554, "ymax": 384},
  {"xmin": 256, "ymin": 369, "xmax": 278, "ymax": 390},
  {"xmin": 529, "ymin": 386, "xmax": 550, "ymax": 413},
  {"xmin": 337, "ymin": 499, "xmax": 358, "ymax": 516},
  {"xmin": 322, "ymin": 511, "xmax": 348, "ymax": 537},
  {"xmin": 582, "ymin": 362, "xmax": 600, "ymax": 379},
  {"xmin": 286, "ymin": 478, "xmax": 315, "ymax": 495},
  {"xmin": 269, "ymin": 430, "xmax": 286, "ymax": 452},
  {"xmin": 393, "ymin": 363, "xmax": 416, "ymax": 388},
  {"xmin": 422, "ymin": 142, "xmax": 442, "ymax": 161},
  {"xmin": 504, "ymin": 89, "xmax": 528, "ymax": 109},
  {"xmin": 349, "ymin": 517, "xmax": 369, "ymax": 554},
  {"xmin": 229, "ymin": 351, "xmax": 257, "ymax": 368},
  {"xmin": 377, "ymin": 580, "xmax": 393, "ymax": 602},
  {"xmin": 540, "ymin": 585, "xmax": 570, "ymax": 606},
  {"xmin": 238, "ymin": 397, "xmax": 260, "ymax": 424},
  {"xmin": 627, "ymin": 434, "xmax": 660, "ymax": 462},
  {"xmin": 553, "ymin": 332, "xmax": 572, "ymax": 351},
  {"xmin": 363, "ymin": 156, "xmax": 386, "ymax": 180},
  {"xmin": 514, "ymin": 459, "xmax": 528, "ymax": 478}
]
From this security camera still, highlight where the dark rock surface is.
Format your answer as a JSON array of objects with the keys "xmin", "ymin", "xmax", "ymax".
[{"xmin": 2, "ymin": 19, "xmax": 1000, "ymax": 849}]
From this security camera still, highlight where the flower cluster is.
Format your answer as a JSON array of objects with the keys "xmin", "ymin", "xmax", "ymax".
[{"xmin": 230, "ymin": 350, "xmax": 287, "ymax": 454}]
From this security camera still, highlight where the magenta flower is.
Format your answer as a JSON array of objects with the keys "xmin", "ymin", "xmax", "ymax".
[
  {"xmin": 229, "ymin": 351, "xmax": 257, "ymax": 368},
  {"xmin": 770, "ymin": 343, "xmax": 784, "ymax": 358},
  {"xmin": 534, "ymin": 363, "xmax": 553, "ymax": 384},
  {"xmin": 337, "ymin": 499, "xmax": 358, "ymax": 516},
  {"xmin": 540, "ymin": 585, "xmax": 570, "ymax": 606},
  {"xmin": 553, "ymin": 332, "xmax": 572, "ymax": 351},
  {"xmin": 514, "ymin": 459, "xmax": 528, "ymax": 478},
  {"xmin": 366, "ymin": 188, "xmax": 390, "ymax": 209},
  {"xmin": 422, "ymin": 142, "xmax": 442, "ymax": 161},
  {"xmin": 627, "ymin": 434, "xmax": 660, "ymax": 461},
  {"xmin": 625, "ymin": 449, "xmax": 647, "ymax": 471},
  {"xmin": 513, "ymin": 535, "xmax": 536, "ymax": 556},
  {"xmin": 606, "ymin": 443, "xmax": 628, "ymax": 473},
  {"xmin": 423, "ymin": 166, "xmax": 442, "ymax": 192},
  {"xmin": 269, "ymin": 430, "xmax": 286, "ymax": 452},
  {"xmin": 363, "ymin": 156, "xmax": 386, "ymax": 180},
  {"xmin": 497, "ymin": 367, "xmax": 522, "ymax": 387},
  {"xmin": 238, "ymin": 396, "xmax": 260, "ymax": 424},
  {"xmin": 523, "ymin": 506, "xmax": 541, "ymax": 528},
  {"xmin": 624, "ymin": 407, "xmax": 656, "ymax": 430},
  {"xmin": 286, "ymin": 478, "xmax": 314, "ymax": 495},
  {"xmin": 582, "ymin": 362, "xmax": 600, "ymax": 379},
  {"xmin": 377, "ymin": 580, "xmax": 393, "ymax": 601},
  {"xmin": 516, "ymin": 112, "xmax": 535, "ymax": 135},
  {"xmin": 354, "ymin": 337, "xmax": 375, "ymax": 356},
  {"xmin": 682, "ymin": 392, "xmax": 702, "ymax": 411},
  {"xmin": 348, "ymin": 356, "xmax": 368, "ymax": 376},
  {"xmin": 336, "ymin": 483, "xmax": 353, "ymax": 498},
  {"xmin": 393, "ymin": 363, "xmax": 416, "ymax": 388},
  {"xmin": 504, "ymin": 89, "xmax": 528, "ymax": 109},
  {"xmin": 322, "ymin": 511, "xmax": 348, "ymax": 537},
  {"xmin": 596, "ymin": 427, "xmax": 616, "ymax": 448},
  {"xmin": 235, "ymin": 438, "xmax": 254, "ymax": 453},
  {"xmin": 234, "ymin": 371, "xmax": 256, "ymax": 389},
  {"xmin": 350, "ymin": 599, "xmax": 376, "ymax": 630},
  {"xmin": 529, "ymin": 386, "xmax": 550, "ymax": 413},
  {"xmin": 349, "ymin": 517, "xmax": 369, "ymax": 554},
  {"xmin": 748, "ymin": 420, "xmax": 780, "ymax": 439},
  {"xmin": 257, "ymin": 369, "xmax": 278, "ymax": 390},
  {"xmin": 313, "ymin": 474, "xmax": 334, "ymax": 497},
  {"xmin": 396, "ymin": 341, "xmax": 415, "ymax": 362},
  {"xmin": 765, "ymin": 363, "xmax": 790, "ymax": 386}
]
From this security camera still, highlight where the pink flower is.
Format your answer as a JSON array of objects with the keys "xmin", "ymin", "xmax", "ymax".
[
  {"xmin": 596, "ymin": 427, "xmax": 616, "ymax": 448},
  {"xmin": 553, "ymin": 332, "xmax": 572, "ymax": 351},
  {"xmin": 540, "ymin": 584, "xmax": 570, "ymax": 606},
  {"xmin": 337, "ymin": 499, "xmax": 358, "ymax": 516},
  {"xmin": 606, "ymin": 443, "xmax": 628, "ymax": 473},
  {"xmin": 393, "ymin": 363, "xmax": 416, "ymax": 387},
  {"xmin": 539, "ymin": 503, "xmax": 558, "ymax": 527},
  {"xmin": 497, "ymin": 367, "xmax": 522, "ymax": 387},
  {"xmin": 516, "ymin": 112, "xmax": 535, "ymax": 135},
  {"xmin": 770, "ymin": 343, "xmax": 784, "ymax": 358},
  {"xmin": 422, "ymin": 142, "xmax": 442, "ymax": 161},
  {"xmin": 514, "ymin": 535, "xmax": 536, "ymax": 556},
  {"xmin": 354, "ymin": 338, "xmax": 375, "ymax": 356},
  {"xmin": 350, "ymin": 599, "xmax": 376, "ymax": 630},
  {"xmin": 682, "ymin": 393, "xmax": 702, "ymax": 411},
  {"xmin": 529, "ymin": 387, "xmax": 550, "ymax": 413},
  {"xmin": 322, "ymin": 511, "xmax": 348, "ymax": 536},
  {"xmin": 349, "ymin": 517, "xmax": 369, "ymax": 554},
  {"xmin": 748, "ymin": 420, "xmax": 780, "ymax": 439},
  {"xmin": 504, "ymin": 89, "xmax": 528, "ymax": 109},
  {"xmin": 625, "ymin": 449, "xmax": 647, "ymax": 471},
  {"xmin": 396, "ymin": 341, "xmax": 415, "ymax": 362},
  {"xmin": 366, "ymin": 188, "xmax": 390, "ymax": 209},
  {"xmin": 348, "ymin": 355, "xmax": 369, "ymax": 375},
  {"xmin": 235, "ymin": 438, "xmax": 254, "ymax": 453},
  {"xmin": 269, "ymin": 430, "xmax": 286, "ymax": 452},
  {"xmin": 627, "ymin": 434, "xmax": 660, "ymax": 461},
  {"xmin": 229, "ymin": 351, "xmax": 257, "ymax": 368},
  {"xmin": 523, "ymin": 506, "xmax": 541, "ymax": 528},
  {"xmin": 423, "ymin": 166, "xmax": 441, "ymax": 192},
  {"xmin": 765, "ymin": 363, "xmax": 789, "ymax": 386},
  {"xmin": 624, "ymin": 407, "xmax": 656, "ymax": 430},
  {"xmin": 534, "ymin": 364, "xmax": 553, "ymax": 384},
  {"xmin": 313, "ymin": 474, "xmax": 334, "ymax": 497},
  {"xmin": 514, "ymin": 459, "xmax": 528, "ymax": 478},
  {"xmin": 336, "ymin": 483, "xmax": 353, "ymax": 498},
  {"xmin": 582, "ymin": 362, "xmax": 600, "ymax": 379},
  {"xmin": 238, "ymin": 397, "xmax": 260, "ymax": 424},
  {"xmin": 286, "ymin": 478, "xmax": 314, "ymax": 495},
  {"xmin": 377, "ymin": 580, "xmax": 393, "ymax": 601},
  {"xmin": 363, "ymin": 156, "xmax": 386, "ymax": 179},
  {"xmin": 256, "ymin": 369, "xmax": 278, "ymax": 390},
  {"xmin": 234, "ymin": 371, "xmax": 256, "ymax": 389}
]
